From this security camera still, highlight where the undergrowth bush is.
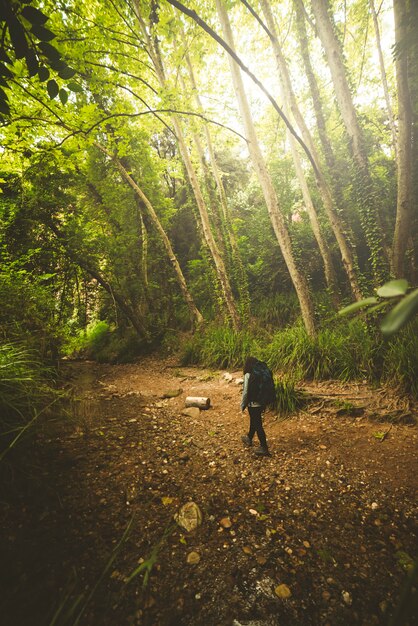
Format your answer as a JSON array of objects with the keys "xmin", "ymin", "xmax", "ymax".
[
  {"xmin": 273, "ymin": 375, "xmax": 306, "ymax": 416},
  {"xmin": 264, "ymin": 320, "xmax": 381, "ymax": 382},
  {"xmin": 181, "ymin": 324, "xmax": 259, "ymax": 369},
  {"xmin": 382, "ymin": 322, "xmax": 418, "ymax": 396},
  {"xmin": 66, "ymin": 321, "xmax": 145, "ymax": 363},
  {"xmin": 0, "ymin": 343, "xmax": 58, "ymax": 458},
  {"xmin": 252, "ymin": 293, "xmax": 299, "ymax": 329}
]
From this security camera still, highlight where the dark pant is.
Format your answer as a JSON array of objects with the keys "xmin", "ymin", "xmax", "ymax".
[{"xmin": 248, "ymin": 405, "xmax": 267, "ymax": 448}]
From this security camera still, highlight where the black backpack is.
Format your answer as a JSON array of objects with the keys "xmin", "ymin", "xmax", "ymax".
[{"xmin": 249, "ymin": 360, "xmax": 276, "ymax": 409}]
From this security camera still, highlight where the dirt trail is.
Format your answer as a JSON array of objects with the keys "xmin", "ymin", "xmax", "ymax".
[{"xmin": 1, "ymin": 358, "xmax": 417, "ymax": 626}]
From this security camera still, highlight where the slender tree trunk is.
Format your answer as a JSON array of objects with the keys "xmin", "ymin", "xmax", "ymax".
[
  {"xmin": 392, "ymin": 0, "xmax": 413, "ymax": 277},
  {"xmin": 216, "ymin": 0, "xmax": 316, "ymax": 336},
  {"xmin": 370, "ymin": 0, "xmax": 398, "ymax": 158},
  {"xmin": 182, "ymin": 51, "xmax": 250, "ymax": 318},
  {"xmin": 113, "ymin": 153, "xmax": 204, "ymax": 328},
  {"xmin": 94, "ymin": 143, "xmax": 203, "ymax": 327},
  {"xmin": 133, "ymin": 1, "xmax": 241, "ymax": 329},
  {"xmin": 258, "ymin": 0, "xmax": 362, "ymax": 301},
  {"xmin": 288, "ymin": 131, "xmax": 340, "ymax": 303},
  {"xmin": 310, "ymin": 0, "xmax": 388, "ymax": 282},
  {"xmin": 293, "ymin": 0, "xmax": 339, "ymax": 172}
]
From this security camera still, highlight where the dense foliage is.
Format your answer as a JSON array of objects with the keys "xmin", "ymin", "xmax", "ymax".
[{"xmin": 1, "ymin": 0, "xmax": 417, "ymax": 438}]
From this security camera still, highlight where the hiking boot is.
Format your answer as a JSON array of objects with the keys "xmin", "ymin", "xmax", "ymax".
[
  {"xmin": 254, "ymin": 445, "xmax": 271, "ymax": 457},
  {"xmin": 241, "ymin": 435, "xmax": 252, "ymax": 447}
]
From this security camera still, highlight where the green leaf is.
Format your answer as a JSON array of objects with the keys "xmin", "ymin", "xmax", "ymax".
[
  {"xmin": 25, "ymin": 49, "xmax": 39, "ymax": 76},
  {"xmin": 38, "ymin": 42, "xmax": 61, "ymax": 63},
  {"xmin": 338, "ymin": 297, "xmax": 379, "ymax": 316},
  {"xmin": 59, "ymin": 88, "xmax": 68, "ymax": 104},
  {"xmin": 47, "ymin": 79, "xmax": 59, "ymax": 99},
  {"xmin": 395, "ymin": 550, "xmax": 415, "ymax": 572},
  {"xmin": 381, "ymin": 288, "xmax": 418, "ymax": 336},
  {"xmin": 21, "ymin": 6, "xmax": 49, "ymax": 25},
  {"xmin": 68, "ymin": 81, "xmax": 83, "ymax": 93},
  {"xmin": 37, "ymin": 66, "xmax": 50, "ymax": 82},
  {"xmin": 377, "ymin": 279, "xmax": 409, "ymax": 298},
  {"xmin": 49, "ymin": 59, "xmax": 68, "ymax": 73},
  {"xmin": 8, "ymin": 17, "xmax": 29, "ymax": 60},
  {"xmin": 30, "ymin": 24, "xmax": 56, "ymax": 42},
  {"xmin": 58, "ymin": 66, "xmax": 76, "ymax": 80}
]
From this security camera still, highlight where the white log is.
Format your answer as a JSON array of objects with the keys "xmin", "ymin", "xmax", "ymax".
[{"xmin": 185, "ymin": 396, "xmax": 211, "ymax": 409}]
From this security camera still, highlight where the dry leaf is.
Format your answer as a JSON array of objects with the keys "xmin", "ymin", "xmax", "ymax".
[
  {"xmin": 275, "ymin": 583, "xmax": 292, "ymax": 599},
  {"xmin": 186, "ymin": 551, "xmax": 200, "ymax": 564},
  {"xmin": 174, "ymin": 502, "xmax": 203, "ymax": 532}
]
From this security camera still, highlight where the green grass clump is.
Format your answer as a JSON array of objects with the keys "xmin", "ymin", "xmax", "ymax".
[
  {"xmin": 382, "ymin": 321, "xmax": 418, "ymax": 396},
  {"xmin": 273, "ymin": 375, "xmax": 305, "ymax": 416},
  {"xmin": 0, "ymin": 343, "xmax": 53, "ymax": 426},
  {"xmin": 264, "ymin": 320, "xmax": 380, "ymax": 382},
  {"xmin": 0, "ymin": 342, "xmax": 59, "ymax": 458},
  {"xmin": 180, "ymin": 324, "xmax": 259, "ymax": 369},
  {"xmin": 66, "ymin": 321, "xmax": 146, "ymax": 363}
]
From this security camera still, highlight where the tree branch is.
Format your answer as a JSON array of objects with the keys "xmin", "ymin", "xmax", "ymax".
[{"xmin": 166, "ymin": 0, "xmax": 320, "ymax": 178}]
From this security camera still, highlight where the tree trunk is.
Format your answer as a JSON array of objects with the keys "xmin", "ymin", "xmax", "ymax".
[
  {"xmin": 133, "ymin": 1, "xmax": 241, "ymax": 330},
  {"xmin": 370, "ymin": 0, "xmax": 398, "ymax": 158},
  {"xmin": 216, "ymin": 0, "xmax": 316, "ymax": 336},
  {"xmin": 293, "ymin": 0, "xmax": 340, "ymax": 174},
  {"xmin": 391, "ymin": 0, "xmax": 413, "ymax": 277},
  {"xmin": 112, "ymin": 152, "xmax": 204, "ymax": 328},
  {"xmin": 258, "ymin": 0, "xmax": 362, "ymax": 302},
  {"xmin": 288, "ymin": 131, "xmax": 340, "ymax": 303},
  {"xmin": 259, "ymin": 0, "xmax": 339, "ymax": 302},
  {"xmin": 310, "ymin": 0, "xmax": 388, "ymax": 283},
  {"xmin": 182, "ymin": 52, "xmax": 250, "ymax": 318}
]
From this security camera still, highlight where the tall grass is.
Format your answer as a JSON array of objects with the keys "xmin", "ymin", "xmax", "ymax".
[
  {"xmin": 263, "ymin": 320, "xmax": 380, "ymax": 382},
  {"xmin": 0, "ymin": 343, "xmax": 58, "ymax": 457},
  {"xmin": 382, "ymin": 321, "xmax": 418, "ymax": 396},
  {"xmin": 0, "ymin": 344, "xmax": 52, "ymax": 423},
  {"xmin": 179, "ymin": 317, "xmax": 417, "ymax": 398},
  {"xmin": 273, "ymin": 375, "xmax": 306, "ymax": 416},
  {"xmin": 181, "ymin": 324, "xmax": 259, "ymax": 369}
]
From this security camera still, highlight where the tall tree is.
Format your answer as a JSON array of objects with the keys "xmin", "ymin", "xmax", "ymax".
[
  {"xmin": 250, "ymin": 0, "xmax": 362, "ymax": 302},
  {"xmin": 181, "ymin": 44, "xmax": 250, "ymax": 318},
  {"xmin": 215, "ymin": 0, "xmax": 316, "ymax": 336},
  {"xmin": 391, "ymin": 0, "xmax": 414, "ymax": 278},
  {"xmin": 310, "ymin": 0, "xmax": 389, "ymax": 283},
  {"xmin": 132, "ymin": 0, "xmax": 241, "ymax": 329},
  {"xmin": 97, "ymin": 146, "xmax": 204, "ymax": 327},
  {"xmin": 370, "ymin": 0, "xmax": 398, "ymax": 158}
]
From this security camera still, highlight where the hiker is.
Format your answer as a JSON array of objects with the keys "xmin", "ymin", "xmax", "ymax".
[{"xmin": 240, "ymin": 356, "xmax": 272, "ymax": 457}]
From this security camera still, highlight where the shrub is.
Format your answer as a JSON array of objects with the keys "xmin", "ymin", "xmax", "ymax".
[
  {"xmin": 273, "ymin": 375, "xmax": 306, "ymax": 416},
  {"xmin": 180, "ymin": 324, "xmax": 259, "ymax": 369},
  {"xmin": 264, "ymin": 320, "xmax": 381, "ymax": 382},
  {"xmin": 382, "ymin": 321, "xmax": 418, "ymax": 396},
  {"xmin": 66, "ymin": 321, "xmax": 146, "ymax": 363},
  {"xmin": 0, "ymin": 342, "xmax": 59, "ymax": 458}
]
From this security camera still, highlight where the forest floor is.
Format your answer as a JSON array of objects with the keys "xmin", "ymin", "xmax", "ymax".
[{"xmin": 1, "ymin": 357, "xmax": 418, "ymax": 626}]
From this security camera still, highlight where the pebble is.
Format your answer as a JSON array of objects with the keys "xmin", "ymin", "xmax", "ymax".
[{"xmin": 342, "ymin": 591, "xmax": 352, "ymax": 605}]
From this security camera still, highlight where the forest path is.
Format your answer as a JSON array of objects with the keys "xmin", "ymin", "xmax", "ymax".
[{"xmin": 2, "ymin": 358, "xmax": 417, "ymax": 626}]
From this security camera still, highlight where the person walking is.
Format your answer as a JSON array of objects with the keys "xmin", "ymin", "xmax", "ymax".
[{"xmin": 241, "ymin": 356, "xmax": 271, "ymax": 457}]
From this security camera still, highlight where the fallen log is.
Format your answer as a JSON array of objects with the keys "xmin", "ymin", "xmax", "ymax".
[{"xmin": 185, "ymin": 396, "xmax": 211, "ymax": 409}]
